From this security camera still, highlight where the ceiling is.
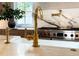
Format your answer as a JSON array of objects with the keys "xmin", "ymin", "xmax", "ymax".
[{"xmin": 34, "ymin": 2, "xmax": 79, "ymax": 9}]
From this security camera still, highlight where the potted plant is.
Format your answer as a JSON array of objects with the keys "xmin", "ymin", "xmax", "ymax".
[{"xmin": 0, "ymin": 3, "xmax": 25, "ymax": 28}]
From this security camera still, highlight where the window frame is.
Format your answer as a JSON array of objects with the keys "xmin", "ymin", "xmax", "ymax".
[{"xmin": 14, "ymin": 2, "xmax": 34, "ymax": 28}]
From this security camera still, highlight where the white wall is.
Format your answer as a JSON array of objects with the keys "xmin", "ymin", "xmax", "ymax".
[
  {"xmin": 0, "ymin": 3, "xmax": 8, "ymax": 29},
  {"xmin": 0, "ymin": 2, "xmax": 13, "ymax": 29},
  {"xmin": 35, "ymin": 2, "xmax": 79, "ymax": 9},
  {"xmin": 1, "ymin": 2, "xmax": 79, "ymax": 29},
  {"xmin": 34, "ymin": 2, "xmax": 79, "ymax": 29},
  {"xmin": 38, "ymin": 8, "xmax": 79, "ymax": 29},
  {"xmin": 0, "ymin": 20, "xmax": 8, "ymax": 29}
]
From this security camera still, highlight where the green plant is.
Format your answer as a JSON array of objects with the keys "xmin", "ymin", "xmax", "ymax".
[{"xmin": 0, "ymin": 3, "xmax": 25, "ymax": 20}]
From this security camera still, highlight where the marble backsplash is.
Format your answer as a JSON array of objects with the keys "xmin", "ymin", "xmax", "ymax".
[{"xmin": 37, "ymin": 8, "xmax": 79, "ymax": 29}]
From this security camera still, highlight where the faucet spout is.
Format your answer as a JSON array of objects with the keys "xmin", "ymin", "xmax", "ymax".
[
  {"xmin": 52, "ymin": 10, "xmax": 62, "ymax": 16},
  {"xmin": 33, "ymin": 6, "xmax": 43, "ymax": 47}
]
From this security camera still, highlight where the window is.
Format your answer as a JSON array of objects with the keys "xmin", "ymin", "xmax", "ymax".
[{"xmin": 14, "ymin": 2, "xmax": 34, "ymax": 28}]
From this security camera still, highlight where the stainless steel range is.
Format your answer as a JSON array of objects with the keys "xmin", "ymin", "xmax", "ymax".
[{"xmin": 50, "ymin": 30, "xmax": 79, "ymax": 40}]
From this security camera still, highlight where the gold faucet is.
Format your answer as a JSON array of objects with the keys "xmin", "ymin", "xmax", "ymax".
[
  {"xmin": 33, "ymin": 6, "xmax": 43, "ymax": 47},
  {"xmin": 52, "ymin": 10, "xmax": 62, "ymax": 16}
]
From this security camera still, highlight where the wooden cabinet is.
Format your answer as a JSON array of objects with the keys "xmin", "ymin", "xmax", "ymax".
[
  {"xmin": 0, "ymin": 29, "xmax": 26, "ymax": 37},
  {"xmin": 38, "ymin": 30, "xmax": 50, "ymax": 38},
  {"xmin": 9, "ymin": 29, "xmax": 25, "ymax": 37}
]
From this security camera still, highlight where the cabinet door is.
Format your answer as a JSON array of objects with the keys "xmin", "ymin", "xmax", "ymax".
[
  {"xmin": 38, "ymin": 30, "xmax": 50, "ymax": 38},
  {"xmin": 10, "ymin": 29, "xmax": 25, "ymax": 37}
]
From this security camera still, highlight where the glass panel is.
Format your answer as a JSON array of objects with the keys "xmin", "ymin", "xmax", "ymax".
[
  {"xmin": 26, "ymin": 12, "xmax": 33, "ymax": 25},
  {"xmin": 14, "ymin": 2, "xmax": 33, "ymax": 27}
]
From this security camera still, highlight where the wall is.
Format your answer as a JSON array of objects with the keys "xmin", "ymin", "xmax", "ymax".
[
  {"xmin": 1, "ymin": 2, "xmax": 79, "ymax": 29},
  {"xmin": 0, "ymin": 3, "xmax": 8, "ymax": 29},
  {"xmin": 35, "ymin": 2, "xmax": 79, "ymax": 10},
  {"xmin": 34, "ymin": 2, "xmax": 79, "ymax": 29},
  {"xmin": 0, "ymin": 20, "xmax": 8, "ymax": 29},
  {"xmin": 37, "ymin": 8, "xmax": 79, "ymax": 29},
  {"xmin": 0, "ymin": 2, "xmax": 13, "ymax": 29}
]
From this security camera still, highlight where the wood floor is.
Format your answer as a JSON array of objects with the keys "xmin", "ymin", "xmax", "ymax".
[{"xmin": 0, "ymin": 35, "xmax": 79, "ymax": 56}]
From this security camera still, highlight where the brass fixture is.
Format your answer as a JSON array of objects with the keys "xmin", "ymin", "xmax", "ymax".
[
  {"xmin": 52, "ymin": 10, "xmax": 62, "ymax": 16},
  {"xmin": 52, "ymin": 9, "xmax": 77, "ymax": 28},
  {"xmin": 5, "ymin": 27, "xmax": 10, "ymax": 44},
  {"xmin": 33, "ymin": 6, "xmax": 43, "ymax": 47}
]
